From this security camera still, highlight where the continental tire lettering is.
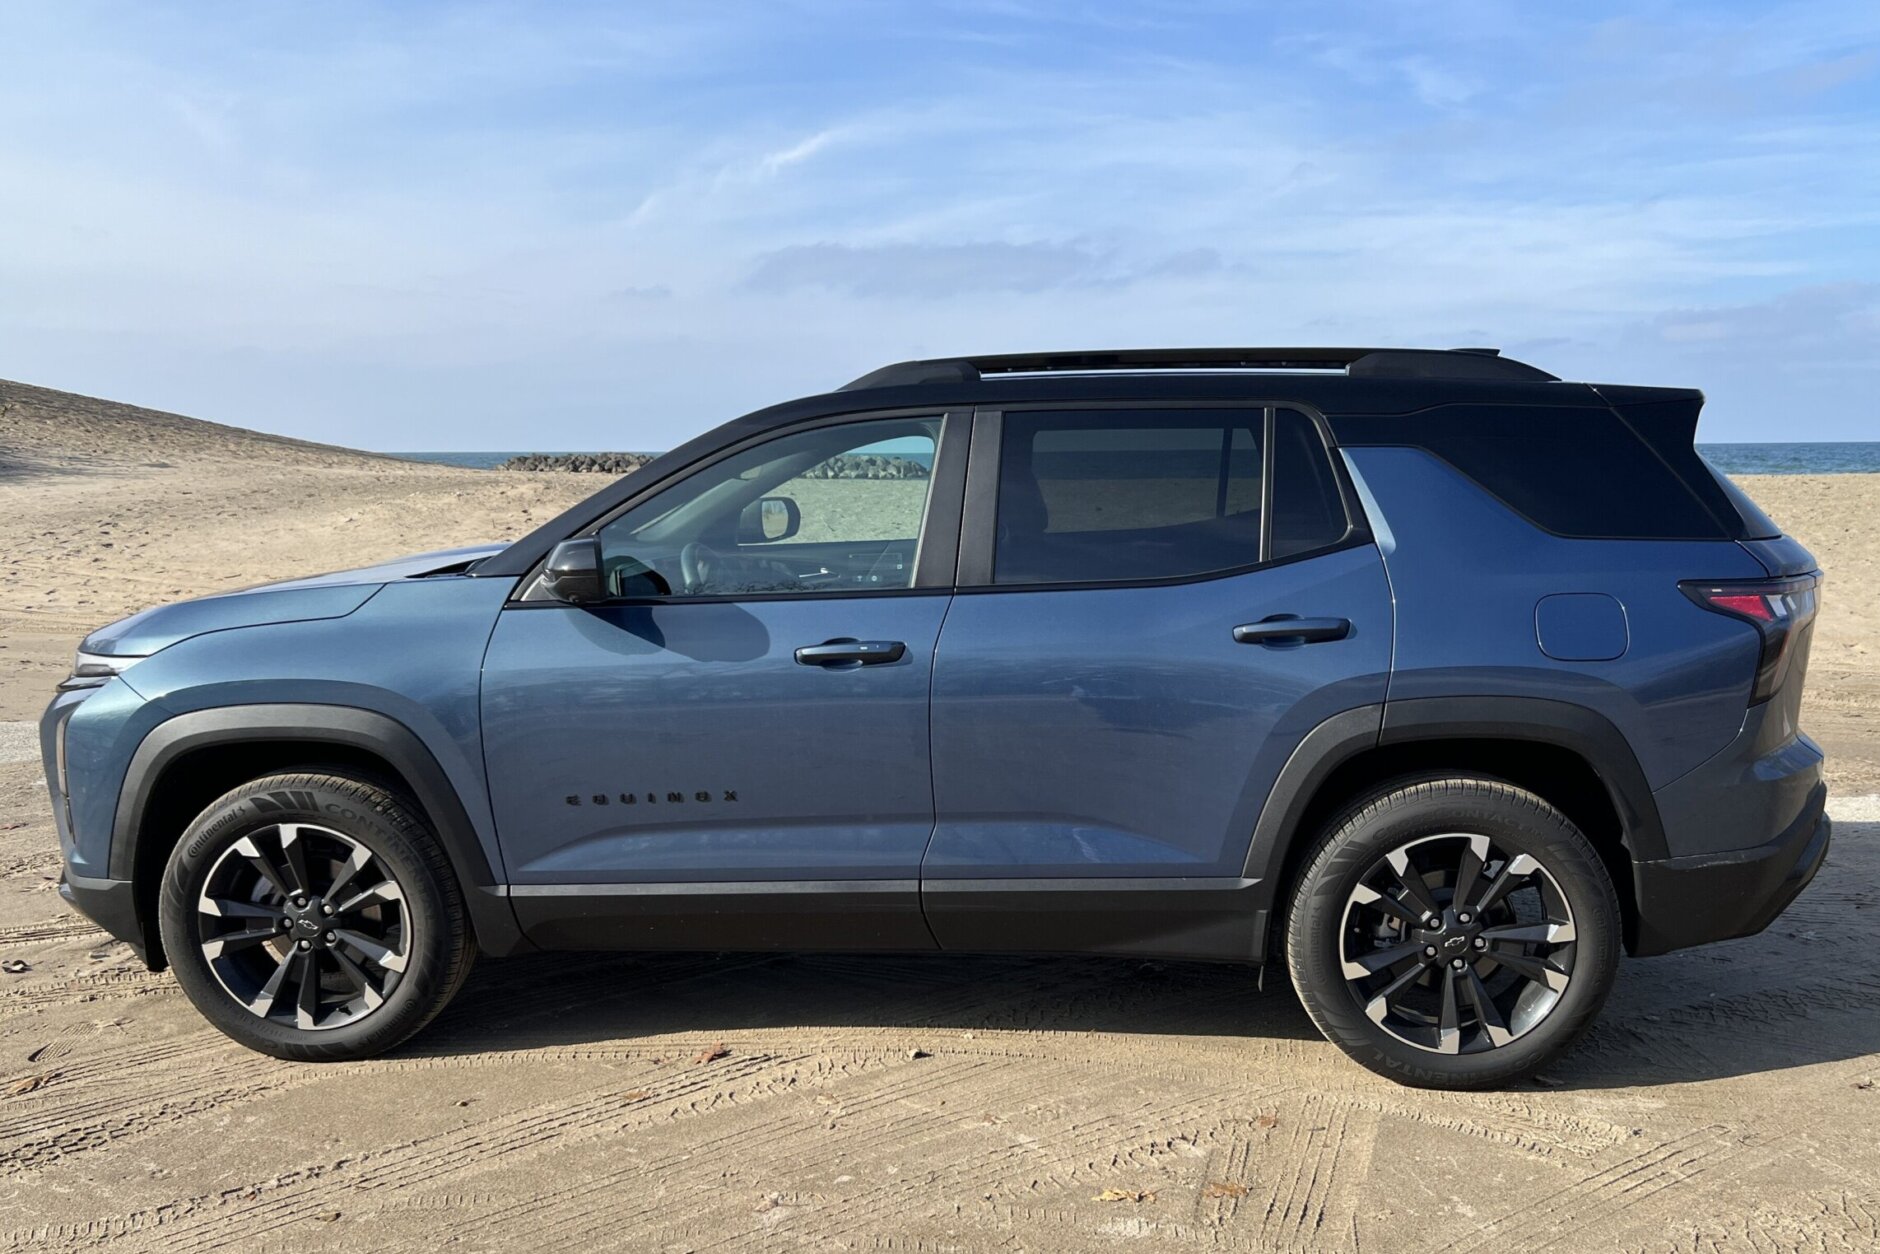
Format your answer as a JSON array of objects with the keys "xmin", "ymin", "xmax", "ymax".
[
  {"xmin": 201, "ymin": 808, "xmax": 248, "ymax": 840},
  {"xmin": 251, "ymin": 789, "xmax": 319, "ymax": 816},
  {"xmin": 186, "ymin": 804, "xmax": 259, "ymax": 858}
]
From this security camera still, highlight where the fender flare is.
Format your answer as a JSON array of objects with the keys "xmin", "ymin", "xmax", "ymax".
[
  {"xmin": 1241, "ymin": 695, "xmax": 1668, "ymax": 888},
  {"xmin": 110, "ymin": 703, "xmax": 527, "ymax": 957}
]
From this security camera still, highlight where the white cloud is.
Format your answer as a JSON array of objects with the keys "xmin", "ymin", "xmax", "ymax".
[
  {"xmin": 1646, "ymin": 283, "xmax": 1880, "ymax": 352},
  {"xmin": 756, "ymin": 128, "xmax": 843, "ymax": 175}
]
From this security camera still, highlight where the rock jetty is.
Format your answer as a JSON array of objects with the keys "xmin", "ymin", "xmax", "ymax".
[
  {"xmin": 498, "ymin": 452, "xmax": 654, "ymax": 473},
  {"xmin": 498, "ymin": 452, "xmax": 929, "ymax": 479},
  {"xmin": 800, "ymin": 454, "xmax": 930, "ymax": 480}
]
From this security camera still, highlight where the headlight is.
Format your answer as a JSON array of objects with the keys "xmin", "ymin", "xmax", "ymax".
[
  {"xmin": 53, "ymin": 703, "xmax": 74, "ymax": 834},
  {"xmin": 59, "ymin": 650, "xmax": 144, "ymax": 691}
]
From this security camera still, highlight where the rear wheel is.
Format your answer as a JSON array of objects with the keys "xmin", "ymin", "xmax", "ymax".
[
  {"xmin": 158, "ymin": 772, "xmax": 473, "ymax": 1061},
  {"xmin": 1285, "ymin": 776, "xmax": 1621, "ymax": 1089}
]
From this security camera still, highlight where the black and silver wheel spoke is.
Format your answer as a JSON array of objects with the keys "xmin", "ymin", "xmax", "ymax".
[
  {"xmin": 1469, "ymin": 853, "xmax": 1540, "ymax": 916},
  {"xmin": 202, "ymin": 926, "xmax": 281, "ymax": 957},
  {"xmin": 1480, "ymin": 920, "xmax": 1575, "ymax": 945},
  {"xmin": 279, "ymin": 826, "xmax": 315, "ymax": 898},
  {"xmin": 195, "ymin": 822, "xmax": 412, "ymax": 1032},
  {"xmin": 248, "ymin": 947, "xmax": 298, "ymax": 1017},
  {"xmin": 1484, "ymin": 946, "xmax": 1570, "ymax": 992},
  {"xmin": 1459, "ymin": 965, "xmax": 1513, "ymax": 1047},
  {"xmin": 295, "ymin": 952, "xmax": 323, "ymax": 1030},
  {"xmin": 1383, "ymin": 848, "xmax": 1443, "ymax": 921},
  {"xmin": 200, "ymin": 896, "xmax": 284, "ymax": 922},
  {"xmin": 330, "ymin": 946, "xmax": 385, "ymax": 1011},
  {"xmin": 323, "ymin": 843, "xmax": 373, "ymax": 910},
  {"xmin": 234, "ymin": 835, "xmax": 295, "ymax": 901},
  {"xmin": 1437, "ymin": 966, "xmax": 1461, "ymax": 1054},
  {"xmin": 335, "ymin": 928, "xmax": 408, "ymax": 974},
  {"xmin": 1341, "ymin": 939, "xmax": 1427, "ymax": 980},
  {"xmin": 1451, "ymin": 836, "xmax": 1489, "ymax": 917},
  {"xmin": 1340, "ymin": 832, "xmax": 1576, "ymax": 1056},
  {"xmin": 1348, "ymin": 882, "xmax": 1424, "ymax": 928},
  {"xmin": 334, "ymin": 880, "xmax": 403, "ymax": 915},
  {"xmin": 1362, "ymin": 959, "xmax": 1429, "ymax": 1025}
]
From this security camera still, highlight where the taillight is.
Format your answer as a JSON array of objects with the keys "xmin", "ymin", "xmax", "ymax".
[{"xmin": 1680, "ymin": 574, "xmax": 1820, "ymax": 704}]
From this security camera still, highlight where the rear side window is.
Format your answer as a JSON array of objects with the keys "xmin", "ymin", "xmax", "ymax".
[
  {"xmin": 991, "ymin": 408, "xmax": 1350, "ymax": 585},
  {"xmin": 1334, "ymin": 405, "xmax": 1728, "ymax": 539}
]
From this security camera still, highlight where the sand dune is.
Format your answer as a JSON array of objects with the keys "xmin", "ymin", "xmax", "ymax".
[{"xmin": 0, "ymin": 378, "xmax": 413, "ymax": 472}]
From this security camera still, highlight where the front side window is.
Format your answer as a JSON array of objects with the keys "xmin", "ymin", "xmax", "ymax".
[
  {"xmin": 993, "ymin": 410, "xmax": 1264, "ymax": 585},
  {"xmin": 596, "ymin": 417, "xmax": 938, "ymax": 597}
]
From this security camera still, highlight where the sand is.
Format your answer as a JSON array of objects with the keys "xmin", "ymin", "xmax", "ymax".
[{"xmin": 2, "ymin": 378, "xmax": 1878, "ymax": 1251}]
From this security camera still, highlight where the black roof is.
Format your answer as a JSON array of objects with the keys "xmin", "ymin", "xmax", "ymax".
[
  {"xmin": 478, "ymin": 346, "xmax": 1699, "ymax": 577},
  {"xmin": 839, "ymin": 346, "xmax": 1558, "ymax": 390}
]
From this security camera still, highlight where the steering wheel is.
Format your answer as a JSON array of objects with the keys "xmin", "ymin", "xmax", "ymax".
[{"xmin": 679, "ymin": 541, "xmax": 721, "ymax": 594}]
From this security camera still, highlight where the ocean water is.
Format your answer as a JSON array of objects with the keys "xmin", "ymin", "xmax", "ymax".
[
  {"xmin": 395, "ymin": 444, "xmax": 1880, "ymax": 475},
  {"xmin": 1695, "ymin": 443, "xmax": 1880, "ymax": 474}
]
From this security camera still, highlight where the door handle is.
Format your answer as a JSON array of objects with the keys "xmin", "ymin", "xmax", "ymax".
[
  {"xmin": 794, "ymin": 639, "xmax": 907, "ymax": 666},
  {"xmin": 1232, "ymin": 617, "xmax": 1351, "ymax": 645}
]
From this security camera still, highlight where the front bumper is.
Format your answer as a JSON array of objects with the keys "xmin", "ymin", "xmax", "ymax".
[
  {"xmin": 1630, "ymin": 782, "xmax": 1830, "ymax": 957},
  {"xmin": 58, "ymin": 870, "xmax": 159, "ymax": 968}
]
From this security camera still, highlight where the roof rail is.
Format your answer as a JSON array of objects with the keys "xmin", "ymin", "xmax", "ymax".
[{"xmin": 839, "ymin": 346, "xmax": 1559, "ymax": 391}]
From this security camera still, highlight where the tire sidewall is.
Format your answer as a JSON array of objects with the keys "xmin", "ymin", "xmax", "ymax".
[
  {"xmin": 158, "ymin": 776, "xmax": 456, "ymax": 1060},
  {"xmin": 1288, "ymin": 780, "xmax": 1621, "ymax": 1088}
]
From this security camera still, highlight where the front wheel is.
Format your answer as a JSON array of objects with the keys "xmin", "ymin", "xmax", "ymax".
[
  {"xmin": 158, "ymin": 772, "xmax": 473, "ymax": 1061},
  {"xmin": 1285, "ymin": 776, "xmax": 1621, "ymax": 1089}
]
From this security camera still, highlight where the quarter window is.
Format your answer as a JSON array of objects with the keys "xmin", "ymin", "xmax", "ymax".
[{"xmin": 1269, "ymin": 408, "xmax": 1350, "ymax": 559}]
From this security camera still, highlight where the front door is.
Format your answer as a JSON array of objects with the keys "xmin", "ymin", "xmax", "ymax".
[
  {"xmin": 923, "ymin": 405, "xmax": 1393, "ymax": 958},
  {"xmin": 482, "ymin": 412, "xmax": 966, "ymax": 950}
]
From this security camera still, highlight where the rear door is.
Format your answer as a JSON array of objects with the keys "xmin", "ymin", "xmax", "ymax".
[
  {"xmin": 482, "ymin": 411, "xmax": 967, "ymax": 950},
  {"xmin": 923, "ymin": 405, "xmax": 1392, "ymax": 958}
]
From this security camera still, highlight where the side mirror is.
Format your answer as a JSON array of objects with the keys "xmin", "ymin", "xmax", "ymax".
[
  {"xmin": 541, "ymin": 538, "xmax": 606, "ymax": 604},
  {"xmin": 738, "ymin": 496, "xmax": 801, "ymax": 544}
]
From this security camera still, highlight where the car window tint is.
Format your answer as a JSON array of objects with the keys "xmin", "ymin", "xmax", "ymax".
[
  {"xmin": 1269, "ymin": 408, "xmax": 1351, "ymax": 559},
  {"xmin": 993, "ymin": 410, "xmax": 1263, "ymax": 585},
  {"xmin": 1331, "ymin": 405, "xmax": 1727, "ymax": 539},
  {"xmin": 597, "ymin": 418, "xmax": 937, "ymax": 597}
]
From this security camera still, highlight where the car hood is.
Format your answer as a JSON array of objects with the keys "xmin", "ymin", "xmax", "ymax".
[{"xmin": 81, "ymin": 544, "xmax": 506, "ymax": 657}]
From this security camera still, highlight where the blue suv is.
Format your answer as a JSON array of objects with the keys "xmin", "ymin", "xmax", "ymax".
[{"xmin": 41, "ymin": 347, "xmax": 1829, "ymax": 1088}]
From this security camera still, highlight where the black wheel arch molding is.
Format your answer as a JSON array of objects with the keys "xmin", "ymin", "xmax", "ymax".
[
  {"xmin": 1241, "ymin": 695, "xmax": 1670, "ymax": 961},
  {"xmin": 108, "ymin": 703, "xmax": 530, "ymax": 966},
  {"xmin": 1378, "ymin": 696, "xmax": 1668, "ymax": 861}
]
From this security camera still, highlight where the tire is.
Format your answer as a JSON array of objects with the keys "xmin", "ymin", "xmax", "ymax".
[
  {"xmin": 1285, "ymin": 775, "xmax": 1621, "ymax": 1089},
  {"xmin": 158, "ymin": 771, "xmax": 474, "ymax": 1061}
]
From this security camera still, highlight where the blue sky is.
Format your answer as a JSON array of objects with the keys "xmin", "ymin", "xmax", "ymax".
[{"xmin": 2, "ymin": 1, "xmax": 1877, "ymax": 449}]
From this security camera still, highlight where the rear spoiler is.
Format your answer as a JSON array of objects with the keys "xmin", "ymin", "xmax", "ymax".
[{"xmin": 1591, "ymin": 385, "xmax": 1780, "ymax": 541}]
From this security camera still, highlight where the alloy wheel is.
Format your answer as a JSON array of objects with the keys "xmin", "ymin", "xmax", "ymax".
[
  {"xmin": 1338, "ymin": 832, "xmax": 1577, "ymax": 1055},
  {"xmin": 194, "ymin": 823, "xmax": 412, "ymax": 1031}
]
